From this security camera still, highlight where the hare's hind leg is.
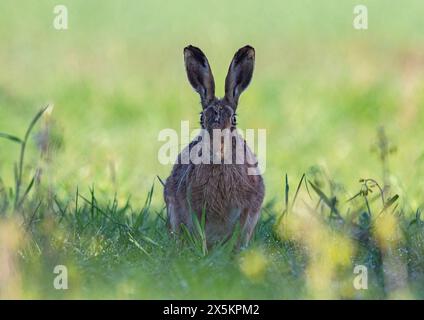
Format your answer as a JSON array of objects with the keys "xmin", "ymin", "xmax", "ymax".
[
  {"xmin": 167, "ymin": 198, "xmax": 191, "ymax": 235},
  {"xmin": 167, "ymin": 200, "xmax": 178, "ymax": 233},
  {"xmin": 240, "ymin": 209, "xmax": 261, "ymax": 247}
]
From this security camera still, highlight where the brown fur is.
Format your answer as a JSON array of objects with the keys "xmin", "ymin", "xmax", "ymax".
[{"xmin": 164, "ymin": 45, "xmax": 265, "ymax": 247}]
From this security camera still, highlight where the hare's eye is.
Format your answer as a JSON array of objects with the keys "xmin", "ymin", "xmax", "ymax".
[{"xmin": 231, "ymin": 115, "xmax": 237, "ymax": 125}]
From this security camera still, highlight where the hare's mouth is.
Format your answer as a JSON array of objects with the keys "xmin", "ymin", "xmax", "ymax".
[{"xmin": 210, "ymin": 121, "xmax": 223, "ymax": 129}]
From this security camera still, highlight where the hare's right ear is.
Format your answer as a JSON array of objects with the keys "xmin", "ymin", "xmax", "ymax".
[
  {"xmin": 224, "ymin": 46, "xmax": 255, "ymax": 106},
  {"xmin": 184, "ymin": 45, "xmax": 215, "ymax": 106}
]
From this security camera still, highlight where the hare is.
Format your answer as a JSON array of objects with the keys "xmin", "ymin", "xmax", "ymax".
[{"xmin": 164, "ymin": 45, "xmax": 265, "ymax": 247}]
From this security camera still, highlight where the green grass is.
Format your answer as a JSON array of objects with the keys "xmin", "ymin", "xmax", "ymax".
[
  {"xmin": 1, "ymin": 0, "xmax": 424, "ymax": 299},
  {"xmin": 1, "ymin": 109, "xmax": 423, "ymax": 299}
]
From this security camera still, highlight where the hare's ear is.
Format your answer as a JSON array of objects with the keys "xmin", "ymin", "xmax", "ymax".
[
  {"xmin": 224, "ymin": 46, "xmax": 255, "ymax": 106},
  {"xmin": 184, "ymin": 45, "xmax": 215, "ymax": 106}
]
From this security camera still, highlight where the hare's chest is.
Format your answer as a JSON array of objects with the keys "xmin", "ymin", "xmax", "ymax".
[{"xmin": 188, "ymin": 164, "xmax": 250, "ymax": 213}]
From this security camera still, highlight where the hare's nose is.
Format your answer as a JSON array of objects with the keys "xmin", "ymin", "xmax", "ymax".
[{"xmin": 214, "ymin": 109, "xmax": 220, "ymax": 121}]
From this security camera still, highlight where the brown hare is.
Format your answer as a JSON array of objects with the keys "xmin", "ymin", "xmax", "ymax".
[{"xmin": 164, "ymin": 45, "xmax": 265, "ymax": 247}]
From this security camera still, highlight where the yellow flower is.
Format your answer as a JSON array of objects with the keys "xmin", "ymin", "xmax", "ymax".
[
  {"xmin": 326, "ymin": 236, "xmax": 353, "ymax": 267},
  {"xmin": 374, "ymin": 214, "xmax": 401, "ymax": 249},
  {"xmin": 239, "ymin": 249, "xmax": 268, "ymax": 281}
]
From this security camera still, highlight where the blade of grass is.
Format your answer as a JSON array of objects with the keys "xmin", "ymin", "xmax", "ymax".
[
  {"xmin": 17, "ymin": 172, "xmax": 36, "ymax": 208},
  {"xmin": 377, "ymin": 194, "xmax": 399, "ymax": 216},
  {"xmin": 25, "ymin": 201, "xmax": 42, "ymax": 231},
  {"xmin": 284, "ymin": 174, "xmax": 289, "ymax": 215},
  {"xmin": 15, "ymin": 105, "xmax": 49, "ymax": 208},
  {"xmin": 128, "ymin": 232, "xmax": 151, "ymax": 257},
  {"xmin": 0, "ymin": 132, "xmax": 23, "ymax": 144},
  {"xmin": 291, "ymin": 173, "xmax": 307, "ymax": 210},
  {"xmin": 157, "ymin": 175, "xmax": 165, "ymax": 187},
  {"xmin": 308, "ymin": 179, "xmax": 340, "ymax": 216}
]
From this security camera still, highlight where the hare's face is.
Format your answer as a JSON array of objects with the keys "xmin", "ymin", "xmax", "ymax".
[
  {"xmin": 184, "ymin": 45, "xmax": 254, "ymax": 130},
  {"xmin": 201, "ymin": 100, "xmax": 236, "ymax": 131}
]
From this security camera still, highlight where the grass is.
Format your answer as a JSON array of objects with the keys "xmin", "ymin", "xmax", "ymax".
[
  {"xmin": 1, "ymin": 0, "xmax": 424, "ymax": 299},
  {"xmin": 0, "ymin": 107, "xmax": 424, "ymax": 299}
]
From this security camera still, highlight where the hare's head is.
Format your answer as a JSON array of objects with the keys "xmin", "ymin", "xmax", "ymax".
[{"xmin": 184, "ymin": 45, "xmax": 255, "ymax": 132}]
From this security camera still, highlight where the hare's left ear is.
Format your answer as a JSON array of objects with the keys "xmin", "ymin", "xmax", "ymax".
[
  {"xmin": 184, "ymin": 45, "xmax": 215, "ymax": 106},
  {"xmin": 224, "ymin": 45, "xmax": 255, "ymax": 107}
]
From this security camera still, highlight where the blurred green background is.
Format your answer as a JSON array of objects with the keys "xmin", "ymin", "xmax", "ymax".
[
  {"xmin": 1, "ymin": 0, "xmax": 424, "ymax": 206},
  {"xmin": 1, "ymin": 0, "xmax": 424, "ymax": 299}
]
